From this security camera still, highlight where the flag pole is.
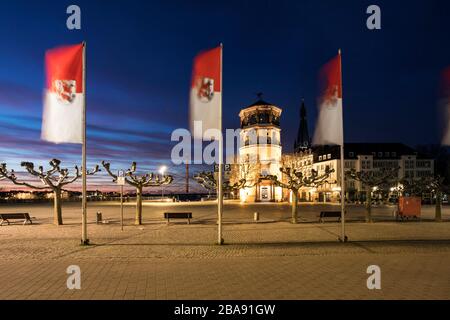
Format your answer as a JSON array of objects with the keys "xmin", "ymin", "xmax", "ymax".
[
  {"xmin": 338, "ymin": 48, "xmax": 347, "ymax": 242},
  {"xmin": 217, "ymin": 43, "xmax": 224, "ymax": 245},
  {"xmin": 81, "ymin": 41, "xmax": 89, "ymax": 245}
]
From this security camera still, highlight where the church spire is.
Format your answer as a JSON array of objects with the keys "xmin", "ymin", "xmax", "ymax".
[{"xmin": 294, "ymin": 99, "xmax": 311, "ymax": 152}]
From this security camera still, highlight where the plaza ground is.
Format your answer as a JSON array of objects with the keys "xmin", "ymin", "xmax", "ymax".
[{"xmin": 0, "ymin": 200, "xmax": 449, "ymax": 300}]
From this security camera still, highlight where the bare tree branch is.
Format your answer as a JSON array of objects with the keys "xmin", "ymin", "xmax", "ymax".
[{"xmin": 102, "ymin": 161, "xmax": 173, "ymax": 188}]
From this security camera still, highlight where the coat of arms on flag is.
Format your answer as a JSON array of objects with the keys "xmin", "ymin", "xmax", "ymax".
[
  {"xmin": 53, "ymin": 80, "xmax": 77, "ymax": 104},
  {"xmin": 196, "ymin": 77, "xmax": 214, "ymax": 102}
]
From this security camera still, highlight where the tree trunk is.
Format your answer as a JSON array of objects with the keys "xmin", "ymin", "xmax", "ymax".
[
  {"xmin": 135, "ymin": 186, "xmax": 143, "ymax": 225},
  {"xmin": 53, "ymin": 188, "xmax": 63, "ymax": 225},
  {"xmin": 435, "ymin": 190, "xmax": 442, "ymax": 222},
  {"xmin": 365, "ymin": 190, "xmax": 372, "ymax": 223},
  {"xmin": 291, "ymin": 189, "xmax": 298, "ymax": 224}
]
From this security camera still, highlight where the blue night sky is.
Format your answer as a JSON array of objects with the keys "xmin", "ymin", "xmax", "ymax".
[{"xmin": 0, "ymin": 0, "xmax": 449, "ymax": 192}]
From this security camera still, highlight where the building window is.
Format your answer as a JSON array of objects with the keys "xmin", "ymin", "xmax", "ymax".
[
  {"xmin": 385, "ymin": 152, "xmax": 390, "ymax": 157},
  {"xmin": 405, "ymin": 160, "xmax": 415, "ymax": 169},
  {"xmin": 319, "ymin": 156, "xmax": 322, "ymax": 161},
  {"xmin": 417, "ymin": 171, "xmax": 432, "ymax": 177},
  {"xmin": 417, "ymin": 160, "xmax": 431, "ymax": 168},
  {"xmin": 349, "ymin": 152, "xmax": 354, "ymax": 157},
  {"xmin": 362, "ymin": 160, "xmax": 372, "ymax": 170},
  {"xmin": 392, "ymin": 152, "xmax": 397, "ymax": 157},
  {"xmin": 378, "ymin": 152, "xmax": 383, "ymax": 157},
  {"xmin": 327, "ymin": 154, "xmax": 331, "ymax": 159}
]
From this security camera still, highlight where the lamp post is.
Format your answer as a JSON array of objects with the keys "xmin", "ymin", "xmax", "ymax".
[
  {"xmin": 159, "ymin": 166, "xmax": 167, "ymax": 199},
  {"xmin": 117, "ymin": 170, "xmax": 126, "ymax": 231}
]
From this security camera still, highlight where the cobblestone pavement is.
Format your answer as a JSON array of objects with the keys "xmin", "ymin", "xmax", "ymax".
[{"xmin": 0, "ymin": 202, "xmax": 449, "ymax": 300}]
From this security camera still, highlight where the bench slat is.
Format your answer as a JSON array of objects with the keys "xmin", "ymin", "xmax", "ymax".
[{"xmin": 164, "ymin": 212, "xmax": 192, "ymax": 219}]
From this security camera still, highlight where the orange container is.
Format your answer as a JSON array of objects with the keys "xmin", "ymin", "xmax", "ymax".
[{"xmin": 398, "ymin": 197, "xmax": 421, "ymax": 217}]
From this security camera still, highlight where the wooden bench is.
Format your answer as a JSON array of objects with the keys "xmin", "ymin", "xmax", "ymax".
[
  {"xmin": 164, "ymin": 212, "xmax": 192, "ymax": 225},
  {"xmin": 0, "ymin": 213, "xmax": 33, "ymax": 226},
  {"xmin": 319, "ymin": 211, "xmax": 343, "ymax": 223}
]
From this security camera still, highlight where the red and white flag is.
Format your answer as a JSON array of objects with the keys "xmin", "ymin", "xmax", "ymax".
[
  {"xmin": 189, "ymin": 46, "xmax": 222, "ymax": 140},
  {"xmin": 441, "ymin": 67, "xmax": 450, "ymax": 146},
  {"xmin": 312, "ymin": 52, "xmax": 344, "ymax": 146},
  {"xmin": 42, "ymin": 43, "xmax": 84, "ymax": 144}
]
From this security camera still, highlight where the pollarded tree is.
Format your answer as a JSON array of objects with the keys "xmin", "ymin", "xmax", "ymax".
[
  {"xmin": 102, "ymin": 161, "xmax": 173, "ymax": 225},
  {"xmin": 194, "ymin": 171, "xmax": 254, "ymax": 194},
  {"xmin": 398, "ymin": 177, "xmax": 426, "ymax": 198},
  {"xmin": 193, "ymin": 163, "xmax": 257, "ymax": 195},
  {"xmin": 346, "ymin": 167, "xmax": 399, "ymax": 223},
  {"xmin": 266, "ymin": 167, "xmax": 334, "ymax": 224},
  {"xmin": 422, "ymin": 176, "xmax": 449, "ymax": 222},
  {"xmin": 0, "ymin": 159, "xmax": 99, "ymax": 225}
]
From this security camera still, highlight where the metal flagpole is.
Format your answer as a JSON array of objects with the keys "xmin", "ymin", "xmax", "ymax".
[
  {"xmin": 120, "ymin": 184, "xmax": 124, "ymax": 231},
  {"xmin": 217, "ymin": 43, "xmax": 224, "ymax": 245},
  {"xmin": 338, "ymin": 49, "xmax": 347, "ymax": 243},
  {"xmin": 186, "ymin": 163, "xmax": 189, "ymax": 194},
  {"xmin": 81, "ymin": 41, "xmax": 89, "ymax": 245}
]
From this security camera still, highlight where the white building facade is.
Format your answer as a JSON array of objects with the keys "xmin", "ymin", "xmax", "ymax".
[{"xmin": 287, "ymin": 143, "xmax": 435, "ymax": 203}]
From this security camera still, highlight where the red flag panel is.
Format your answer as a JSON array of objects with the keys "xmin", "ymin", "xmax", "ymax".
[
  {"xmin": 318, "ymin": 53, "xmax": 342, "ymax": 103},
  {"xmin": 191, "ymin": 46, "xmax": 221, "ymax": 92},
  {"xmin": 45, "ymin": 43, "xmax": 83, "ymax": 93}
]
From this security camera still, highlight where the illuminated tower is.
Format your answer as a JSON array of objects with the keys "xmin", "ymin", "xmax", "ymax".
[{"xmin": 238, "ymin": 95, "xmax": 283, "ymax": 202}]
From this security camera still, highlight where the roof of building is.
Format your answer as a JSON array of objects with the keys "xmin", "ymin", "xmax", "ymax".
[
  {"xmin": 311, "ymin": 143, "xmax": 434, "ymax": 160},
  {"xmin": 246, "ymin": 99, "xmax": 274, "ymax": 108}
]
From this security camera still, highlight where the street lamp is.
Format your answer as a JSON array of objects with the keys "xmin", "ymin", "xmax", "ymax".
[{"xmin": 159, "ymin": 166, "xmax": 167, "ymax": 199}]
